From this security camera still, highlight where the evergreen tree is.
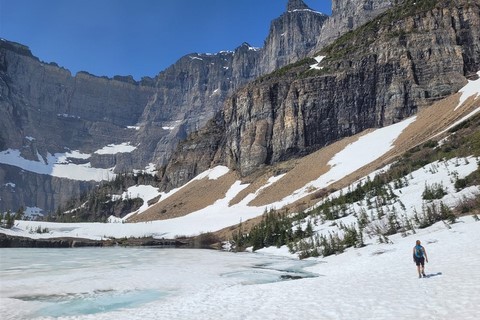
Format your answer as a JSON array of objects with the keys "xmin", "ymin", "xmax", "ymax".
[
  {"xmin": 4, "ymin": 211, "xmax": 14, "ymax": 229},
  {"xmin": 15, "ymin": 206, "xmax": 25, "ymax": 220}
]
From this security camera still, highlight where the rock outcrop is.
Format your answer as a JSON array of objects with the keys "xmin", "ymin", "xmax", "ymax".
[{"xmin": 260, "ymin": 0, "xmax": 328, "ymax": 74}]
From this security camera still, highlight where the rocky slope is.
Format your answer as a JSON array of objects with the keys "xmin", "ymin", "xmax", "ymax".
[{"xmin": 161, "ymin": 0, "xmax": 480, "ymax": 186}]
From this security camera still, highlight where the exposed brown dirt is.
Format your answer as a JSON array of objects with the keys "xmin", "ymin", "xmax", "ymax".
[
  {"xmin": 246, "ymin": 132, "xmax": 371, "ymax": 207},
  {"xmin": 129, "ymin": 172, "xmax": 238, "ymax": 222}
]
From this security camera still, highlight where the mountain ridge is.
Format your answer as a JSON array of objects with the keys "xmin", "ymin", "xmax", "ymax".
[{"xmin": 0, "ymin": 0, "xmax": 375, "ymax": 213}]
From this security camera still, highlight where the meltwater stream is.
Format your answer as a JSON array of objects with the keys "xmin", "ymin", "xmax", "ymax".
[{"xmin": 0, "ymin": 248, "xmax": 318, "ymax": 319}]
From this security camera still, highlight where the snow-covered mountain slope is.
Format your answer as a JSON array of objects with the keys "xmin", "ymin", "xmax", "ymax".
[{"xmin": 1, "ymin": 75, "xmax": 479, "ymax": 242}]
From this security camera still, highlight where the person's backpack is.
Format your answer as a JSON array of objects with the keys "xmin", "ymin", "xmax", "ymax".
[{"xmin": 414, "ymin": 245, "xmax": 424, "ymax": 258}]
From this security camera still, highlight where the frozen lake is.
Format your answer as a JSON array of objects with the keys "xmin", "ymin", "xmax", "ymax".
[
  {"xmin": 1, "ymin": 217, "xmax": 480, "ymax": 320},
  {"xmin": 0, "ymin": 247, "xmax": 317, "ymax": 320}
]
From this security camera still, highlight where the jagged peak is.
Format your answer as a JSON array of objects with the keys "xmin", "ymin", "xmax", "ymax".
[
  {"xmin": 0, "ymin": 38, "xmax": 35, "ymax": 58},
  {"xmin": 287, "ymin": 0, "xmax": 310, "ymax": 12},
  {"xmin": 234, "ymin": 42, "xmax": 261, "ymax": 53},
  {"xmin": 286, "ymin": 0, "xmax": 326, "ymax": 15}
]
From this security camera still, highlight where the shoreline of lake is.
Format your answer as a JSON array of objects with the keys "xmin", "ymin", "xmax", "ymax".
[{"xmin": 0, "ymin": 233, "xmax": 190, "ymax": 248}]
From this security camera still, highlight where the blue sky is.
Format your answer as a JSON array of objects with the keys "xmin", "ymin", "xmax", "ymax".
[{"xmin": 0, "ymin": 0, "xmax": 331, "ymax": 80}]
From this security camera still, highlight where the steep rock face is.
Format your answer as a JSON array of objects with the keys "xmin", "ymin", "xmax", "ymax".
[
  {"xmin": 0, "ymin": 40, "xmax": 157, "ymax": 212},
  {"xmin": 163, "ymin": 0, "xmax": 480, "ymax": 182},
  {"xmin": 260, "ymin": 0, "xmax": 328, "ymax": 74},
  {"xmin": 159, "ymin": 115, "xmax": 226, "ymax": 189},
  {"xmin": 0, "ymin": 40, "xmax": 156, "ymax": 158},
  {"xmin": 136, "ymin": 0, "xmax": 330, "ymax": 167},
  {"xmin": 225, "ymin": 1, "xmax": 480, "ymax": 176},
  {"xmin": 134, "ymin": 44, "xmax": 262, "ymax": 167},
  {"xmin": 0, "ymin": 164, "xmax": 93, "ymax": 213}
]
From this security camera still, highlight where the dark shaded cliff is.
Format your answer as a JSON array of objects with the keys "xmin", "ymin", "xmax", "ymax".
[{"xmin": 0, "ymin": 40, "xmax": 156, "ymax": 156}]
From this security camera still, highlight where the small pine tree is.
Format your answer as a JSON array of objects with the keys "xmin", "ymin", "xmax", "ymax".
[
  {"xmin": 4, "ymin": 211, "xmax": 14, "ymax": 229},
  {"xmin": 15, "ymin": 206, "xmax": 25, "ymax": 220},
  {"xmin": 440, "ymin": 202, "xmax": 456, "ymax": 224},
  {"xmin": 357, "ymin": 208, "xmax": 369, "ymax": 229}
]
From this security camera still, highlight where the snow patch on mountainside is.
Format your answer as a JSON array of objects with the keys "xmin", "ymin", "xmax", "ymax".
[
  {"xmin": 0, "ymin": 149, "xmax": 115, "ymax": 182},
  {"xmin": 94, "ymin": 142, "xmax": 137, "ymax": 155},
  {"xmin": 309, "ymin": 55, "xmax": 325, "ymax": 70},
  {"xmin": 456, "ymin": 70, "xmax": 480, "ymax": 110},
  {"xmin": 109, "ymin": 185, "xmax": 162, "ymax": 222},
  {"xmin": 270, "ymin": 117, "xmax": 416, "ymax": 208},
  {"xmin": 194, "ymin": 166, "xmax": 230, "ymax": 180}
]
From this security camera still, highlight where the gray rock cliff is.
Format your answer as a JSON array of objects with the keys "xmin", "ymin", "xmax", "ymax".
[{"xmin": 260, "ymin": 0, "xmax": 328, "ymax": 74}]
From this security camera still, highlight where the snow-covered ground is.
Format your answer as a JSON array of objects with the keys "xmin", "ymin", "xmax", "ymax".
[
  {"xmin": 0, "ymin": 142, "xmax": 137, "ymax": 182},
  {"xmin": 1, "ymin": 216, "xmax": 479, "ymax": 320}
]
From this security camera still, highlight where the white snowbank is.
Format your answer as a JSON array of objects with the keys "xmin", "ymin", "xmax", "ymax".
[
  {"xmin": 24, "ymin": 207, "xmax": 44, "ymax": 218},
  {"xmin": 94, "ymin": 142, "xmax": 137, "ymax": 155},
  {"xmin": 126, "ymin": 126, "xmax": 140, "ymax": 130},
  {"xmin": 309, "ymin": 55, "xmax": 325, "ymax": 70},
  {"xmin": 0, "ymin": 149, "xmax": 115, "ymax": 182},
  {"xmin": 193, "ymin": 165, "xmax": 230, "ymax": 180},
  {"xmin": 455, "ymin": 70, "xmax": 480, "ymax": 110}
]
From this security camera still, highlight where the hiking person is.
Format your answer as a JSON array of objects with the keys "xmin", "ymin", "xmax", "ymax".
[{"xmin": 413, "ymin": 240, "xmax": 428, "ymax": 278}]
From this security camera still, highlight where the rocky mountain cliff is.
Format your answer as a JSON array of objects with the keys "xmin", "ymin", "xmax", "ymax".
[
  {"xmin": 0, "ymin": 0, "xmax": 402, "ymax": 214},
  {"xmin": 259, "ymin": 0, "xmax": 328, "ymax": 73},
  {"xmin": 160, "ymin": 0, "xmax": 480, "ymax": 188},
  {"xmin": 0, "ymin": 40, "xmax": 157, "ymax": 211}
]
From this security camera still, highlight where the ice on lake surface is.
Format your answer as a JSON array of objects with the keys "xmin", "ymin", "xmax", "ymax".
[
  {"xmin": 16, "ymin": 289, "xmax": 166, "ymax": 317},
  {"xmin": 0, "ymin": 247, "xmax": 318, "ymax": 319}
]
